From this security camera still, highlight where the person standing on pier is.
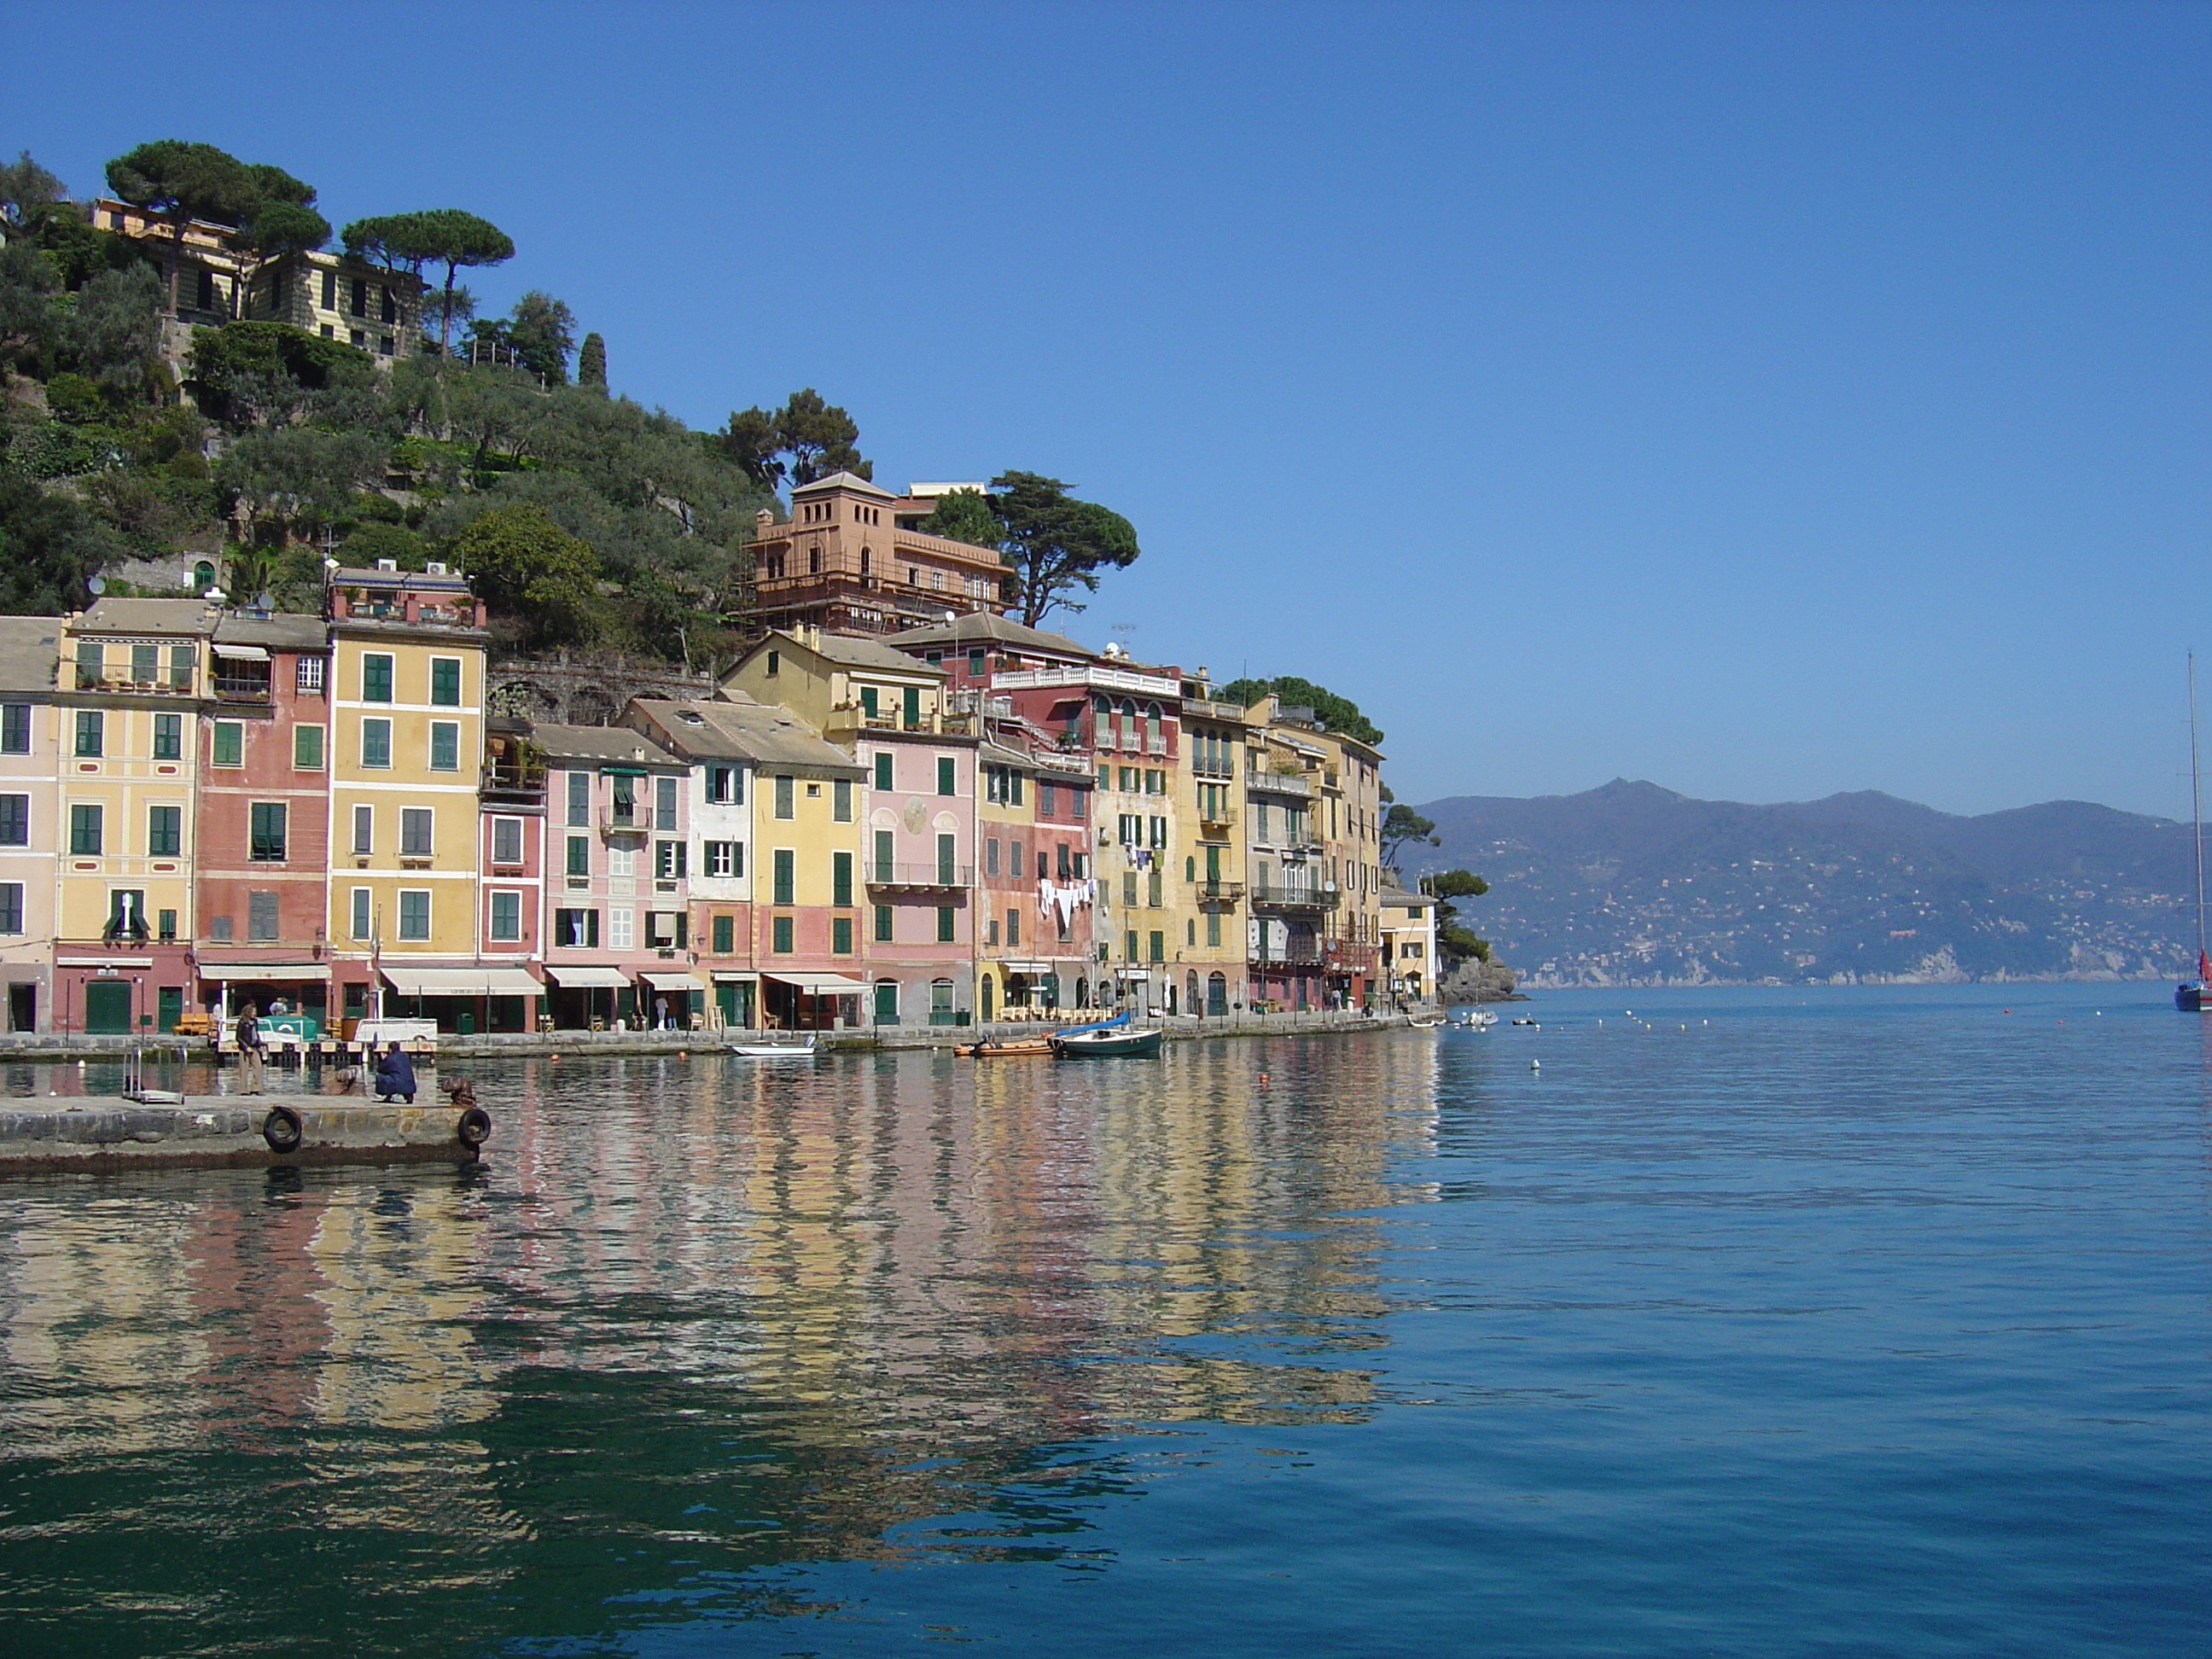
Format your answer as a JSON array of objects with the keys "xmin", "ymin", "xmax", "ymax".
[{"xmin": 236, "ymin": 1004, "xmax": 265, "ymax": 1096}]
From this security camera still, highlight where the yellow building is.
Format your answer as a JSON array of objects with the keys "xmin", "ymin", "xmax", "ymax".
[
  {"xmin": 1174, "ymin": 684, "xmax": 1252, "ymax": 1018},
  {"xmin": 53, "ymin": 599, "xmax": 215, "ymax": 1033},
  {"xmin": 324, "ymin": 567, "xmax": 530, "ymax": 1031}
]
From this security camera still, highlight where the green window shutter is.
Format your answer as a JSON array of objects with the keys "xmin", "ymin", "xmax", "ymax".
[
  {"xmin": 874, "ymin": 752, "xmax": 892, "ymax": 790},
  {"xmin": 832, "ymin": 852, "xmax": 853, "ymax": 908},
  {"xmin": 361, "ymin": 719, "xmax": 390, "ymax": 768},
  {"xmin": 293, "ymin": 724, "xmax": 323, "ymax": 770},
  {"xmin": 936, "ymin": 756, "xmax": 955, "ymax": 796},
  {"xmin": 833, "ymin": 777, "xmax": 853, "ymax": 822},
  {"xmin": 936, "ymin": 833, "xmax": 955, "ymax": 885},
  {"xmin": 212, "ymin": 721, "xmax": 241, "ymax": 766},
  {"xmin": 772, "ymin": 915, "xmax": 794, "ymax": 953},
  {"xmin": 773, "ymin": 848, "xmax": 795, "ymax": 905},
  {"xmin": 567, "ymin": 835, "xmax": 590, "ymax": 876},
  {"xmin": 902, "ymin": 685, "xmax": 919, "ymax": 726},
  {"xmin": 363, "ymin": 654, "xmax": 393, "ymax": 701},
  {"xmin": 429, "ymin": 722, "xmax": 458, "ymax": 771},
  {"xmin": 936, "ymin": 905, "xmax": 955, "ymax": 943},
  {"xmin": 712, "ymin": 914, "xmax": 734, "ymax": 954},
  {"xmin": 431, "ymin": 658, "xmax": 461, "ymax": 706},
  {"xmin": 832, "ymin": 917, "xmax": 853, "ymax": 955},
  {"xmin": 874, "ymin": 904, "xmax": 893, "ymax": 942},
  {"xmin": 874, "ymin": 830, "xmax": 894, "ymax": 881}
]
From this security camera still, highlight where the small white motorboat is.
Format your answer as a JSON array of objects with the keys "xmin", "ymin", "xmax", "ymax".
[
  {"xmin": 728, "ymin": 1034, "xmax": 818, "ymax": 1058},
  {"xmin": 1461, "ymin": 1009, "xmax": 1499, "ymax": 1029}
]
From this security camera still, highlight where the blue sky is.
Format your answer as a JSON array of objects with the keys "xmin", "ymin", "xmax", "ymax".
[{"xmin": 16, "ymin": 2, "xmax": 2209, "ymax": 817}]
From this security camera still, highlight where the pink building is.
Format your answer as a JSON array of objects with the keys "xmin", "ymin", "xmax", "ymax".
[
  {"xmin": 859, "ymin": 726, "xmax": 979, "ymax": 1026},
  {"xmin": 477, "ymin": 717, "xmax": 547, "ymax": 1027}
]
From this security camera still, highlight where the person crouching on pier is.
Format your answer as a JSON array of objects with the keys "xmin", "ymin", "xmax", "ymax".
[
  {"xmin": 374, "ymin": 1042, "xmax": 416, "ymax": 1104},
  {"xmin": 236, "ymin": 1003, "xmax": 265, "ymax": 1095}
]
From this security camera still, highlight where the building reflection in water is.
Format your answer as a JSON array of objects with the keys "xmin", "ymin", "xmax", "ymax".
[{"xmin": 0, "ymin": 1033, "xmax": 1441, "ymax": 1649}]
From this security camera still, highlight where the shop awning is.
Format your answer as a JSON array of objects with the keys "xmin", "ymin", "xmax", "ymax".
[
  {"xmin": 997, "ymin": 961, "xmax": 1057, "ymax": 974},
  {"xmin": 380, "ymin": 965, "xmax": 544, "ymax": 996},
  {"xmin": 638, "ymin": 971, "xmax": 707, "ymax": 992},
  {"xmin": 765, "ymin": 972, "xmax": 870, "ymax": 994},
  {"xmin": 200, "ymin": 963, "xmax": 330, "ymax": 981},
  {"xmin": 545, "ymin": 966, "xmax": 631, "ymax": 989},
  {"xmin": 711, "ymin": 971, "xmax": 756, "ymax": 984},
  {"xmin": 211, "ymin": 642, "xmax": 269, "ymax": 661},
  {"xmin": 1115, "ymin": 969, "xmax": 1152, "ymax": 981}
]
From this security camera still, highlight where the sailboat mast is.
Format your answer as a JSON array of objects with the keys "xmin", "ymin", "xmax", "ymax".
[{"xmin": 2192, "ymin": 652, "xmax": 2205, "ymax": 963}]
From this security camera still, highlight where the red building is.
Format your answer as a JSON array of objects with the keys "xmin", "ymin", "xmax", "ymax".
[{"xmin": 192, "ymin": 613, "xmax": 333, "ymax": 1027}]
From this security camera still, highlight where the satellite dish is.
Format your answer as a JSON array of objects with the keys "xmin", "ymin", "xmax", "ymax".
[
  {"xmin": 255, "ymin": 591, "xmax": 273, "ymax": 610},
  {"xmin": 85, "ymin": 576, "xmax": 106, "ymax": 597}
]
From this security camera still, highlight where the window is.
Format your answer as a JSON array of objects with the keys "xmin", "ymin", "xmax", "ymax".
[
  {"xmin": 1057, "ymin": 841, "xmax": 1071, "ymax": 879},
  {"xmin": 361, "ymin": 718, "xmax": 391, "ymax": 769},
  {"xmin": 1150, "ymin": 816, "xmax": 1168, "ymax": 849},
  {"xmin": 148, "ymin": 806, "xmax": 183, "ymax": 857},
  {"xmin": 132, "ymin": 643, "xmax": 159, "ymax": 683},
  {"xmin": 352, "ymin": 805, "xmax": 374, "ymax": 855},
  {"xmin": 774, "ymin": 775, "xmax": 794, "ymax": 818},
  {"xmin": 350, "ymin": 276, "xmax": 367, "ymax": 317},
  {"xmin": 875, "ymin": 904, "xmax": 893, "ymax": 942},
  {"xmin": 931, "ymin": 980, "xmax": 955, "ymax": 1018},
  {"xmin": 711, "ymin": 913, "xmax": 735, "ymax": 954},
  {"xmin": 1126, "ymin": 930, "xmax": 1139, "ymax": 962},
  {"xmin": 1206, "ymin": 911, "xmax": 1222, "ymax": 947},
  {"xmin": 608, "ymin": 907, "xmax": 634, "ymax": 949},
  {"xmin": 320, "ymin": 270, "xmax": 336, "ymax": 310},
  {"xmin": 773, "ymin": 849, "xmax": 795, "ymax": 905},
  {"xmin": 1149, "ymin": 931, "xmax": 1166, "ymax": 963},
  {"xmin": 362, "ymin": 654, "xmax": 393, "ymax": 702},
  {"xmin": 765, "ymin": 649, "xmax": 779, "ymax": 676},
  {"xmin": 398, "ymin": 890, "xmax": 430, "ymax": 940},
  {"xmin": 771, "ymin": 915, "xmax": 793, "ymax": 953},
  {"xmin": 611, "ymin": 777, "xmax": 637, "ymax": 824},
  {"xmin": 492, "ymin": 818, "xmax": 524, "ymax": 865},
  {"xmin": 874, "ymin": 753, "xmax": 893, "ymax": 791},
  {"xmin": 704, "ymin": 841, "xmax": 739, "ymax": 877},
  {"xmin": 937, "ymin": 756, "xmax": 955, "ymax": 796},
  {"xmin": 655, "ymin": 775, "xmax": 677, "ymax": 830},
  {"xmin": 707, "ymin": 765, "xmax": 739, "ymax": 804},
  {"xmin": 655, "ymin": 839, "xmax": 687, "ymax": 880},
  {"xmin": 0, "ymin": 704, "xmax": 25, "ymax": 754},
  {"xmin": 968, "ymin": 647, "xmax": 986, "ymax": 678},
  {"xmin": 157, "ymin": 909, "xmax": 176, "ymax": 942},
  {"xmin": 608, "ymin": 843, "xmax": 635, "ymax": 879},
  {"xmin": 74, "ymin": 710, "xmax": 102, "ymax": 758},
  {"xmin": 1123, "ymin": 871, "xmax": 1138, "ymax": 907},
  {"xmin": 1148, "ymin": 868, "xmax": 1162, "ymax": 908},
  {"xmin": 1146, "ymin": 770, "xmax": 1164, "ymax": 795},
  {"xmin": 833, "ymin": 851, "xmax": 853, "ymax": 907},
  {"xmin": 296, "ymin": 655, "xmax": 325, "ymax": 695},
  {"xmin": 647, "ymin": 911, "xmax": 683, "ymax": 948},
  {"xmin": 0, "ymin": 795, "xmax": 25, "ymax": 846},
  {"xmin": 0, "ymin": 882, "xmax": 20, "ymax": 934},
  {"xmin": 833, "ymin": 777, "xmax": 853, "ymax": 822},
  {"xmin": 860, "ymin": 686, "xmax": 878, "ymax": 719},
  {"xmin": 429, "ymin": 722, "xmax": 459, "ymax": 771},
  {"xmin": 75, "ymin": 642, "xmax": 102, "ymax": 689},
  {"xmin": 245, "ymin": 801, "xmax": 287, "ymax": 863},
  {"xmin": 490, "ymin": 891, "xmax": 521, "ymax": 941},
  {"xmin": 874, "ymin": 830, "xmax": 894, "ymax": 882},
  {"xmin": 1010, "ymin": 840, "xmax": 1024, "ymax": 877},
  {"xmin": 568, "ymin": 771, "xmax": 591, "ymax": 826},
  {"xmin": 153, "ymin": 713, "xmax": 182, "ymax": 760},
  {"xmin": 937, "ymin": 905, "xmax": 955, "ymax": 942},
  {"xmin": 903, "ymin": 686, "xmax": 920, "ymax": 727},
  {"xmin": 567, "ymin": 834, "xmax": 591, "ymax": 877},
  {"xmin": 400, "ymin": 807, "xmax": 433, "ymax": 857},
  {"xmin": 937, "ymin": 833, "xmax": 956, "ymax": 884},
  {"xmin": 1005, "ymin": 907, "xmax": 1020, "ymax": 946},
  {"xmin": 352, "ymin": 888, "xmax": 372, "ymax": 940},
  {"xmin": 832, "ymin": 916, "xmax": 853, "ymax": 955},
  {"xmin": 985, "ymin": 838, "xmax": 999, "ymax": 877},
  {"xmin": 555, "ymin": 908, "xmax": 598, "ymax": 947},
  {"xmin": 1039, "ymin": 781, "xmax": 1055, "ymax": 818},
  {"xmin": 69, "ymin": 803, "xmax": 101, "ymax": 855},
  {"xmin": 248, "ymin": 890, "xmax": 279, "ymax": 941}
]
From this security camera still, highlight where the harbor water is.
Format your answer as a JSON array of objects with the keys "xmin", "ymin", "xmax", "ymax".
[{"xmin": 0, "ymin": 982, "xmax": 2205, "ymax": 1656}]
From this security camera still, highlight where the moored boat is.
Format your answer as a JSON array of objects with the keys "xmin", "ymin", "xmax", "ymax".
[
  {"xmin": 1049, "ymin": 1027, "xmax": 1164, "ymax": 1058},
  {"xmin": 955, "ymin": 1036, "xmax": 1057, "ymax": 1057},
  {"xmin": 2182, "ymin": 655, "xmax": 2210, "ymax": 1013},
  {"xmin": 728, "ymin": 1034, "xmax": 818, "ymax": 1057}
]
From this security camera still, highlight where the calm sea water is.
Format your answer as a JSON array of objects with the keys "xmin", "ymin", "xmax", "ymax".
[{"xmin": 1, "ymin": 983, "xmax": 2207, "ymax": 1657}]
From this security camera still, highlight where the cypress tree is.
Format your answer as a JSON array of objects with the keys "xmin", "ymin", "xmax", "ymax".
[{"xmin": 578, "ymin": 330, "xmax": 606, "ymax": 391}]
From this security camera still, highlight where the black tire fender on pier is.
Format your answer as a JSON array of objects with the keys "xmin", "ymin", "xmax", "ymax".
[
  {"xmin": 456, "ymin": 1106, "xmax": 492, "ymax": 1150},
  {"xmin": 262, "ymin": 1106, "xmax": 304, "ymax": 1155}
]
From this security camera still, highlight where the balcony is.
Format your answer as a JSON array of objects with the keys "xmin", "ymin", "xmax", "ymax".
[
  {"xmin": 601, "ymin": 807, "xmax": 648, "ymax": 837},
  {"xmin": 1324, "ymin": 940, "xmax": 1379, "ymax": 974},
  {"xmin": 867, "ymin": 861, "xmax": 972, "ymax": 892},
  {"xmin": 1250, "ymin": 883, "xmax": 1339, "ymax": 912},
  {"xmin": 1198, "ymin": 809, "xmax": 1236, "ymax": 839},
  {"xmin": 1248, "ymin": 771, "xmax": 1315, "ymax": 800},
  {"xmin": 212, "ymin": 673, "xmax": 272, "ymax": 705},
  {"xmin": 1249, "ymin": 940, "xmax": 1324, "ymax": 966},
  {"xmin": 481, "ymin": 761, "xmax": 546, "ymax": 807},
  {"xmin": 1190, "ymin": 880, "xmax": 1244, "ymax": 906}
]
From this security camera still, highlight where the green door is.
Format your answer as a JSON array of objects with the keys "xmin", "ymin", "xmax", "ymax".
[
  {"xmin": 157, "ymin": 986, "xmax": 183, "ymax": 1033},
  {"xmin": 715, "ymin": 982, "xmax": 738, "ymax": 1028},
  {"xmin": 84, "ymin": 981, "xmax": 131, "ymax": 1033},
  {"xmin": 874, "ymin": 981, "xmax": 899, "ymax": 1026}
]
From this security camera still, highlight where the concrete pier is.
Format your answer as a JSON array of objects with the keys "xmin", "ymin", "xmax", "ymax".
[{"xmin": 0, "ymin": 1098, "xmax": 490, "ymax": 1175}]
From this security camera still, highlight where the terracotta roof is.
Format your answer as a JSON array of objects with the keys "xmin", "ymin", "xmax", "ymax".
[
  {"xmin": 633, "ymin": 697, "xmax": 862, "ymax": 775},
  {"xmin": 215, "ymin": 614, "xmax": 327, "ymax": 651},
  {"xmin": 73, "ymin": 597, "xmax": 218, "ymax": 636},
  {"xmin": 887, "ymin": 613, "xmax": 1091, "ymax": 659},
  {"xmin": 788, "ymin": 470, "xmax": 896, "ymax": 499},
  {"xmin": 527, "ymin": 725, "xmax": 681, "ymax": 767}
]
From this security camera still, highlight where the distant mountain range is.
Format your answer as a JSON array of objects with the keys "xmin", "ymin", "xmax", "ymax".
[{"xmin": 1410, "ymin": 780, "xmax": 2199, "ymax": 986}]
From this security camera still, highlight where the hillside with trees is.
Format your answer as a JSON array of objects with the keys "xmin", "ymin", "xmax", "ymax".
[{"xmin": 0, "ymin": 140, "xmax": 854, "ymax": 662}]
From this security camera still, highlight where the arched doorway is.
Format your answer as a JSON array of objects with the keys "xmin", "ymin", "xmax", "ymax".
[
  {"xmin": 1207, "ymin": 973, "xmax": 1228, "ymax": 1016},
  {"xmin": 1185, "ymin": 970, "xmax": 1200, "ymax": 1016},
  {"xmin": 981, "ymin": 973, "xmax": 994, "ymax": 1022}
]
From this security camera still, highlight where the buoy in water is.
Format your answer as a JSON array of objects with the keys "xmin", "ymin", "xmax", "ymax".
[{"xmin": 1530, "ymin": 1058, "xmax": 1540, "ymax": 1070}]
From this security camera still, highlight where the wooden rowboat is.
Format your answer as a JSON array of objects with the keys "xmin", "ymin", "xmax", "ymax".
[{"xmin": 954, "ymin": 1037, "xmax": 1057, "ymax": 1057}]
